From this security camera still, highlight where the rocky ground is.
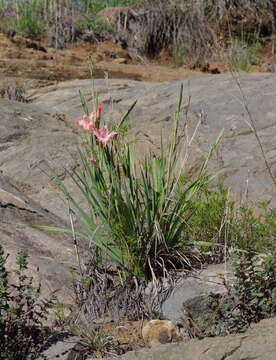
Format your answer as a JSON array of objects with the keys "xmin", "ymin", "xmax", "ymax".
[
  {"xmin": 0, "ymin": 31, "xmax": 275, "ymax": 360},
  {"xmin": 101, "ymin": 317, "xmax": 276, "ymax": 360}
]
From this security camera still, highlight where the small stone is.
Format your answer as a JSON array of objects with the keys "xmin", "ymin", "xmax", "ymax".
[
  {"xmin": 142, "ymin": 320, "xmax": 180, "ymax": 347},
  {"xmin": 113, "ymin": 57, "xmax": 127, "ymax": 64}
]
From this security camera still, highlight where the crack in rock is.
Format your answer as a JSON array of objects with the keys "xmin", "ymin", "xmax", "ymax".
[{"xmin": 220, "ymin": 341, "xmax": 242, "ymax": 360}]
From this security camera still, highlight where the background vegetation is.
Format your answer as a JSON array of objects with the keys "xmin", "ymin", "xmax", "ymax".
[{"xmin": 0, "ymin": 0, "xmax": 275, "ymax": 68}]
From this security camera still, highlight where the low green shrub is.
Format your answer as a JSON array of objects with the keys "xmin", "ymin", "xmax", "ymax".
[
  {"xmin": 228, "ymin": 39, "xmax": 261, "ymax": 71},
  {"xmin": 231, "ymin": 202, "xmax": 276, "ymax": 252},
  {"xmin": 200, "ymin": 251, "xmax": 276, "ymax": 336},
  {"xmin": 0, "ymin": 245, "xmax": 54, "ymax": 359},
  {"xmin": 75, "ymin": 16, "xmax": 115, "ymax": 40},
  {"xmin": 172, "ymin": 44, "xmax": 188, "ymax": 67},
  {"xmin": 79, "ymin": 0, "xmax": 140, "ymax": 14},
  {"xmin": 187, "ymin": 192, "xmax": 275, "ymax": 258},
  {"xmin": 13, "ymin": 0, "xmax": 45, "ymax": 39},
  {"xmin": 0, "ymin": 0, "xmax": 5, "ymax": 18},
  {"xmin": 186, "ymin": 185, "xmax": 230, "ymax": 261}
]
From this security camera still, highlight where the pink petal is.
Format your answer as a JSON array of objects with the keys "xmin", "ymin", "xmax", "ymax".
[
  {"xmin": 92, "ymin": 125, "xmax": 118, "ymax": 146},
  {"xmin": 87, "ymin": 157, "xmax": 97, "ymax": 164},
  {"xmin": 76, "ymin": 113, "xmax": 95, "ymax": 131}
]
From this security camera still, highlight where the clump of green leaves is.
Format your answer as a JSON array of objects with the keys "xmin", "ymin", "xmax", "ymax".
[
  {"xmin": 70, "ymin": 322, "xmax": 119, "ymax": 359},
  {"xmin": 228, "ymin": 39, "xmax": 261, "ymax": 71},
  {"xmin": 75, "ymin": 16, "xmax": 115, "ymax": 41},
  {"xmin": 186, "ymin": 191, "xmax": 275, "ymax": 261},
  {"xmin": 231, "ymin": 202, "xmax": 276, "ymax": 252},
  {"xmin": 13, "ymin": 0, "xmax": 45, "ymax": 39},
  {"xmin": 201, "ymin": 251, "xmax": 276, "ymax": 336},
  {"xmin": 45, "ymin": 85, "xmax": 223, "ymax": 282},
  {"xmin": 0, "ymin": 245, "xmax": 54, "ymax": 360},
  {"xmin": 186, "ymin": 185, "xmax": 230, "ymax": 261},
  {"xmin": 79, "ymin": 0, "xmax": 140, "ymax": 14}
]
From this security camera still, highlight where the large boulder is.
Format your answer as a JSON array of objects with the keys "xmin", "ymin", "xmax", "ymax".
[
  {"xmin": 0, "ymin": 98, "xmax": 82, "ymax": 303},
  {"xmin": 0, "ymin": 174, "xmax": 78, "ymax": 303}
]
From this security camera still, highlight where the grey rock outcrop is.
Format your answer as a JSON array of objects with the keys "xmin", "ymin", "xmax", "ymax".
[
  {"xmin": 1, "ymin": 72, "xmax": 276, "ymax": 304},
  {"xmin": 37, "ymin": 334, "xmax": 81, "ymax": 360},
  {"xmin": 29, "ymin": 72, "xmax": 276, "ymax": 209},
  {"xmin": 0, "ymin": 98, "xmax": 81, "ymax": 302},
  {"xmin": 0, "ymin": 174, "xmax": 78, "ymax": 303},
  {"xmin": 161, "ymin": 264, "xmax": 230, "ymax": 322}
]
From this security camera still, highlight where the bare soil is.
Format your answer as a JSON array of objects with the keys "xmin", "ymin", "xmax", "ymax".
[
  {"xmin": 1, "ymin": 31, "xmax": 274, "ymax": 95},
  {"xmin": 0, "ymin": 32, "xmax": 201, "ymax": 92}
]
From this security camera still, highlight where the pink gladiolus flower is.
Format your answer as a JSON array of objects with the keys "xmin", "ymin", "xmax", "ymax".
[
  {"xmin": 92, "ymin": 125, "xmax": 118, "ymax": 147},
  {"xmin": 87, "ymin": 157, "xmax": 97, "ymax": 164},
  {"xmin": 76, "ymin": 113, "xmax": 94, "ymax": 132},
  {"xmin": 76, "ymin": 104, "xmax": 103, "ymax": 132}
]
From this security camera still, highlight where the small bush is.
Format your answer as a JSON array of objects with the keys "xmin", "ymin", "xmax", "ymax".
[
  {"xmin": 75, "ymin": 16, "xmax": 115, "ymax": 41},
  {"xmin": 228, "ymin": 39, "xmax": 261, "ymax": 71},
  {"xmin": 186, "ymin": 191, "xmax": 275, "ymax": 260},
  {"xmin": 117, "ymin": 0, "xmax": 274, "ymax": 67},
  {"xmin": 133, "ymin": 1, "xmax": 214, "ymax": 65},
  {"xmin": 186, "ymin": 185, "xmax": 230, "ymax": 262},
  {"xmin": 0, "ymin": 245, "xmax": 54, "ymax": 359},
  {"xmin": 172, "ymin": 45, "xmax": 188, "ymax": 67},
  {"xmin": 79, "ymin": 0, "xmax": 140, "ymax": 14},
  {"xmin": 13, "ymin": 0, "xmax": 45, "ymax": 39},
  {"xmin": 45, "ymin": 0, "xmax": 80, "ymax": 49},
  {"xmin": 201, "ymin": 251, "xmax": 276, "ymax": 336},
  {"xmin": 231, "ymin": 202, "xmax": 276, "ymax": 252},
  {"xmin": 0, "ymin": 0, "xmax": 5, "ymax": 18},
  {"xmin": 0, "ymin": 0, "xmax": 81, "ymax": 47}
]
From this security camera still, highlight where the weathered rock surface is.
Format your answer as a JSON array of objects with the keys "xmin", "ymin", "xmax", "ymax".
[
  {"xmin": 161, "ymin": 264, "xmax": 230, "ymax": 322},
  {"xmin": 29, "ymin": 72, "xmax": 276, "ymax": 208},
  {"xmin": 99, "ymin": 317, "xmax": 276, "ymax": 360},
  {"xmin": 0, "ymin": 98, "xmax": 82, "ymax": 302},
  {"xmin": 0, "ymin": 174, "xmax": 78, "ymax": 303},
  {"xmin": 37, "ymin": 334, "xmax": 80, "ymax": 360},
  {"xmin": 0, "ymin": 97, "xmax": 80, "ymax": 218},
  {"xmin": 1, "ymin": 72, "xmax": 276, "ymax": 304}
]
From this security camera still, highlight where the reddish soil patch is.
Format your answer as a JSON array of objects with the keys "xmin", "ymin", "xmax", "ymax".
[
  {"xmin": 0, "ymin": 32, "xmax": 200, "ymax": 91},
  {"xmin": 1, "ymin": 31, "xmax": 274, "ymax": 94}
]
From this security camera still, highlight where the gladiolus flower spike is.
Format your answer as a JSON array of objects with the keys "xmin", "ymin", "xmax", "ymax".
[
  {"xmin": 76, "ymin": 105, "xmax": 117, "ymax": 146},
  {"xmin": 93, "ymin": 125, "xmax": 118, "ymax": 147},
  {"xmin": 97, "ymin": 104, "xmax": 102, "ymax": 120}
]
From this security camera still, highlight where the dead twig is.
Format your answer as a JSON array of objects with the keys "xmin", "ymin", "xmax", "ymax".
[{"xmin": 232, "ymin": 71, "xmax": 276, "ymax": 187}]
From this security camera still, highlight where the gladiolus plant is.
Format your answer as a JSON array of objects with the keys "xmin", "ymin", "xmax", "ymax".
[{"xmin": 44, "ymin": 86, "xmax": 222, "ymax": 281}]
